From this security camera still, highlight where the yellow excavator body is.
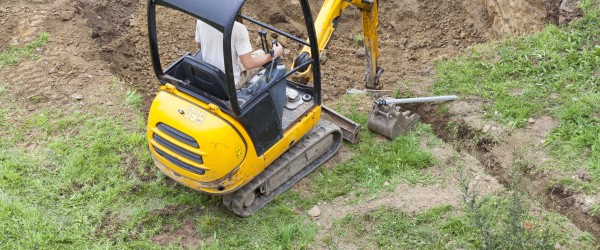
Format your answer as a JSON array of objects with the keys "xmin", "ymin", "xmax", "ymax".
[{"xmin": 146, "ymin": 0, "xmax": 379, "ymax": 216}]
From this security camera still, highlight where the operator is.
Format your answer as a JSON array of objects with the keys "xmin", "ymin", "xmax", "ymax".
[{"xmin": 195, "ymin": 19, "xmax": 284, "ymax": 89}]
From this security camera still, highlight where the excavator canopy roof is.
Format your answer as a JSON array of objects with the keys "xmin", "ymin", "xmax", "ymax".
[{"xmin": 155, "ymin": 0, "xmax": 245, "ymax": 32}]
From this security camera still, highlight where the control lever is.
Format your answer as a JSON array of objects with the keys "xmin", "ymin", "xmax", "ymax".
[
  {"xmin": 258, "ymin": 30, "xmax": 268, "ymax": 52},
  {"xmin": 268, "ymin": 40, "xmax": 279, "ymax": 81}
]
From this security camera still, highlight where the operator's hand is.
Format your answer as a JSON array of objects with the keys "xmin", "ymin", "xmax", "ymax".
[{"xmin": 273, "ymin": 43, "xmax": 284, "ymax": 58}]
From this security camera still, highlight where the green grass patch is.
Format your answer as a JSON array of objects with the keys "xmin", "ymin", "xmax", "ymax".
[
  {"xmin": 330, "ymin": 192, "xmax": 596, "ymax": 249},
  {"xmin": 310, "ymin": 124, "xmax": 434, "ymax": 201},
  {"xmin": 433, "ymin": 2, "xmax": 600, "ymax": 183},
  {"xmin": 304, "ymin": 94, "xmax": 435, "ymax": 205},
  {"xmin": 434, "ymin": 4, "xmax": 599, "ymax": 128},
  {"xmin": 0, "ymin": 33, "xmax": 50, "ymax": 67},
  {"xmin": 126, "ymin": 89, "xmax": 143, "ymax": 110}
]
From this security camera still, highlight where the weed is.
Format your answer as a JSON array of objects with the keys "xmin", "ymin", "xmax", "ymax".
[
  {"xmin": 126, "ymin": 89, "xmax": 142, "ymax": 109},
  {"xmin": 0, "ymin": 33, "xmax": 50, "ymax": 67},
  {"xmin": 589, "ymin": 204, "xmax": 600, "ymax": 218},
  {"xmin": 459, "ymin": 172, "xmax": 559, "ymax": 249},
  {"xmin": 353, "ymin": 33, "xmax": 364, "ymax": 47}
]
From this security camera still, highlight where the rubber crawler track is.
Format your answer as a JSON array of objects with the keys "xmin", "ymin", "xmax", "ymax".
[{"xmin": 223, "ymin": 120, "xmax": 342, "ymax": 217}]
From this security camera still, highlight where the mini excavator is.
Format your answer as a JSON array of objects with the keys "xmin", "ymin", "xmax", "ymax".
[{"xmin": 146, "ymin": 0, "xmax": 386, "ymax": 217}]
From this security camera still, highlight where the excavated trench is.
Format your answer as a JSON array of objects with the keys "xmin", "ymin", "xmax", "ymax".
[
  {"xmin": 75, "ymin": 0, "xmax": 593, "ymax": 239},
  {"xmin": 412, "ymin": 102, "xmax": 600, "ymax": 239}
]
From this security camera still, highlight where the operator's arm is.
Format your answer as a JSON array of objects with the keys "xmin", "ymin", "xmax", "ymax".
[
  {"xmin": 239, "ymin": 44, "xmax": 283, "ymax": 70},
  {"xmin": 234, "ymin": 22, "xmax": 283, "ymax": 71}
]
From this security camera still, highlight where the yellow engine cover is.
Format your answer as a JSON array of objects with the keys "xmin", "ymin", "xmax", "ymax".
[
  {"xmin": 148, "ymin": 85, "xmax": 321, "ymax": 194},
  {"xmin": 147, "ymin": 88, "xmax": 249, "ymax": 192}
]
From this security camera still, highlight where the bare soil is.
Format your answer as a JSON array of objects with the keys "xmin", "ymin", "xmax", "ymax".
[{"xmin": 0, "ymin": 0, "xmax": 591, "ymax": 246}]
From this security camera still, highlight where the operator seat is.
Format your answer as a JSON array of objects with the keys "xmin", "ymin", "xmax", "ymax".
[{"xmin": 182, "ymin": 56, "xmax": 229, "ymax": 101}]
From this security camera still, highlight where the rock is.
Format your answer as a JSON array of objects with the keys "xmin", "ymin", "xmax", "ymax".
[
  {"xmin": 59, "ymin": 10, "xmax": 74, "ymax": 21},
  {"xmin": 559, "ymin": 0, "xmax": 583, "ymax": 25},
  {"xmin": 483, "ymin": 125, "xmax": 491, "ymax": 133},
  {"xmin": 528, "ymin": 118, "xmax": 535, "ymax": 124},
  {"xmin": 358, "ymin": 107, "xmax": 365, "ymax": 112},
  {"xmin": 320, "ymin": 53, "xmax": 328, "ymax": 63},
  {"xmin": 307, "ymin": 206, "xmax": 321, "ymax": 217},
  {"xmin": 383, "ymin": 181, "xmax": 390, "ymax": 186},
  {"xmin": 578, "ymin": 171, "xmax": 592, "ymax": 182},
  {"xmin": 106, "ymin": 101, "xmax": 114, "ymax": 106},
  {"xmin": 355, "ymin": 47, "xmax": 366, "ymax": 57},
  {"xmin": 71, "ymin": 93, "xmax": 83, "ymax": 101}
]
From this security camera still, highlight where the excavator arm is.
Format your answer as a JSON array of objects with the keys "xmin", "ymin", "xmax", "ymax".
[{"xmin": 292, "ymin": 0, "xmax": 383, "ymax": 89}]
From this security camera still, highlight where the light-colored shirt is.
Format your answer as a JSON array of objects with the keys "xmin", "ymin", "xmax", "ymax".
[{"xmin": 195, "ymin": 20, "xmax": 253, "ymax": 85}]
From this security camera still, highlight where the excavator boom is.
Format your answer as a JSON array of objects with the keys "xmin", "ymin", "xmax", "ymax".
[{"xmin": 292, "ymin": 0, "xmax": 382, "ymax": 89}]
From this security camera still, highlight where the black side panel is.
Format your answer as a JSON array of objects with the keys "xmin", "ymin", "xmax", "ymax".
[{"xmin": 241, "ymin": 92, "xmax": 282, "ymax": 156}]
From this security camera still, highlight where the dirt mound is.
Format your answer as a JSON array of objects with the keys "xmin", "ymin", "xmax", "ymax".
[
  {"xmin": 0, "ymin": 0, "xmax": 131, "ymax": 114},
  {"xmin": 74, "ymin": 0, "xmax": 575, "ymax": 103}
]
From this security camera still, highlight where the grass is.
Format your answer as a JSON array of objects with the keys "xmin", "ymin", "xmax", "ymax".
[
  {"xmin": 0, "ymin": 33, "xmax": 49, "ymax": 67},
  {"xmin": 295, "ymin": 94, "xmax": 435, "ymax": 207},
  {"xmin": 353, "ymin": 33, "xmax": 364, "ymax": 48},
  {"xmin": 433, "ymin": 1, "xmax": 600, "ymax": 185},
  {"xmin": 327, "ymin": 183, "xmax": 597, "ymax": 249},
  {"xmin": 126, "ymin": 89, "xmax": 143, "ymax": 109}
]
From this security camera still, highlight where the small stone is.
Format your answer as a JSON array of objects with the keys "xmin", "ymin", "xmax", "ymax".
[
  {"xmin": 483, "ymin": 125, "xmax": 491, "ymax": 133},
  {"xmin": 27, "ymin": 106, "xmax": 36, "ymax": 112},
  {"xmin": 355, "ymin": 47, "xmax": 366, "ymax": 57},
  {"xmin": 105, "ymin": 101, "xmax": 114, "ymax": 106},
  {"xmin": 528, "ymin": 118, "xmax": 535, "ymax": 124},
  {"xmin": 578, "ymin": 171, "xmax": 592, "ymax": 182},
  {"xmin": 494, "ymin": 110, "xmax": 499, "ymax": 116},
  {"xmin": 60, "ymin": 10, "xmax": 74, "ymax": 21},
  {"xmin": 383, "ymin": 181, "xmax": 390, "ymax": 186},
  {"xmin": 358, "ymin": 107, "xmax": 365, "ymax": 112},
  {"xmin": 320, "ymin": 53, "xmax": 328, "ymax": 63},
  {"xmin": 307, "ymin": 206, "xmax": 321, "ymax": 217},
  {"xmin": 71, "ymin": 93, "xmax": 83, "ymax": 100}
]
